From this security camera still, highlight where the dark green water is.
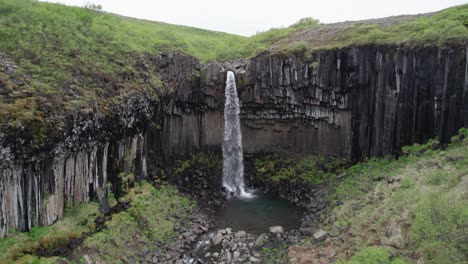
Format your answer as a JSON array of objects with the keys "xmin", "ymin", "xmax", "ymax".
[{"xmin": 214, "ymin": 193, "xmax": 302, "ymax": 234}]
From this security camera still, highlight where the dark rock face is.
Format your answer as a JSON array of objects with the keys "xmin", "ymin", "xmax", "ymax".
[
  {"xmin": 1, "ymin": 45, "xmax": 467, "ymax": 237},
  {"xmin": 163, "ymin": 45, "xmax": 467, "ymax": 160}
]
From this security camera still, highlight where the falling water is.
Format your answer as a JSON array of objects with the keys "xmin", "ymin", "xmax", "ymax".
[{"xmin": 222, "ymin": 71, "xmax": 253, "ymax": 198}]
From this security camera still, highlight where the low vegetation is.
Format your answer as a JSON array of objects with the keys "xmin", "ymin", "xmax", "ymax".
[
  {"xmin": 0, "ymin": 180, "xmax": 195, "ymax": 264},
  {"xmin": 83, "ymin": 181, "xmax": 194, "ymax": 263},
  {"xmin": 0, "ymin": 202, "xmax": 100, "ymax": 263},
  {"xmin": 253, "ymin": 154, "xmax": 348, "ymax": 185},
  {"xmin": 274, "ymin": 4, "xmax": 468, "ymax": 54},
  {"xmin": 296, "ymin": 128, "xmax": 468, "ymax": 263},
  {"xmin": 172, "ymin": 152, "xmax": 222, "ymax": 180}
]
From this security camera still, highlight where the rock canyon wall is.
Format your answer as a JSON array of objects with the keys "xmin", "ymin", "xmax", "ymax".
[{"xmin": 1, "ymin": 45, "xmax": 467, "ymax": 236}]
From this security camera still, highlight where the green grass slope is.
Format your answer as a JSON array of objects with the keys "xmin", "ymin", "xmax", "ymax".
[
  {"xmin": 272, "ymin": 4, "xmax": 468, "ymax": 54},
  {"xmin": 289, "ymin": 129, "xmax": 468, "ymax": 264},
  {"xmin": 1, "ymin": 1, "xmax": 466, "ymax": 87},
  {"xmin": 0, "ymin": 0, "xmax": 466, "ymax": 151},
  {"xmin": 0, "ymin": 181, "xmax": 195, "ymax": 264}
]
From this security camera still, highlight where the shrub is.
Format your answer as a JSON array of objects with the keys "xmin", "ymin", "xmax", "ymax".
[
  {"xmin": 254, "ymin": 155, "xmax": 347, "ymax": 185},
  {"xmin": 345, "ymin": 247, "xmax": 408, "ymax": 264},
  {"xmin": 412, "ymin": 192, "xmax": 467, "ymax": 264}
]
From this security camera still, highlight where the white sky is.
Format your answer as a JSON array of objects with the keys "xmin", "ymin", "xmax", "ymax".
[{"xmin": 40, "ymin": 0, "xmax": 467, "ymax": 36}]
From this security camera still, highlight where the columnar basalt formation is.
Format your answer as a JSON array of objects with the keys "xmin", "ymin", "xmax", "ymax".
[
  {"xmin": 1, "ymin": 45, "xmax": 467, "ymax": 237},
  {"xmin": 238, "ymin": 46, "xmax": 468, "ymax": 158}
]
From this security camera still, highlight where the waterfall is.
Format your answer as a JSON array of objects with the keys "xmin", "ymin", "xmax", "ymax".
[{"xmin": 222, "ymin": 71, "xmax": 253, "ymax": 198}]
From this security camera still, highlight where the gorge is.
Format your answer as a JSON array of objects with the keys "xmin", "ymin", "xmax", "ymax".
[
  {"xmin": 0, "ymin": 1, "xmax": 467, "ymax": 263},
  {"xmin": 3, "ymin": 45, "xmax": 467, "ymax": 235}
]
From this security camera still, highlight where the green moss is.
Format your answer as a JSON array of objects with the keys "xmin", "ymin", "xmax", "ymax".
[
  {"xmin": 173, "ymin": 152, "xmax": 222, "ymax": 180},
  {"xmin": 0, "ymin": 202, "xmax": 100, "ymax": 263},
  {"xmin": 253, "ymin": 154, "xmax": 348, "ymax": 185},
  {"xmin": 83, "ymin": 181, "xmax": 194, "ymax": 262},
  {"xmin": 342, "ymin": 247, "xmax": 408, "ymax": 264}
]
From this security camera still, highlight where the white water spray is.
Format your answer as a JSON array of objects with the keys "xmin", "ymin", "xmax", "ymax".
[{"xmin": 222, "ymin": 71, "xmax": 253, "ymax": 198}]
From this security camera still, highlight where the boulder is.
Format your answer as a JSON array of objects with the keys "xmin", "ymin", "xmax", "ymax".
[
  {"xmin": 83, "ymin": 254, "xmax": 93, "ymax": 264},
  {"xmin": 235, "ymin": 230, "xmax": 247, "ymax": 238},
  {"xmin": 313, "ymin": 229, "xmax": 327, "ymax": 241},
  {"xmin": 299, "ymin": 227, "xmax": 316, "ymax": 236},
  {"xmin": 269, "ymin": 226, "xmax": 284, "ymax": 234},
  {"xmin": 255, "ymin": 233, "xmax": 269, "ymax": 246},
  {"xmin": 249, "ymin": 256, "xmax": 260, "ymax": 262},
  {"xmin": 212, "ymin": 232, "xmax": 223, "ymax": 245}
]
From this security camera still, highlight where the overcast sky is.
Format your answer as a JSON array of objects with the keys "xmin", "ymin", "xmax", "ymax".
[{"xmin": 40, "ymin": 0, "xmax": 467, "ymax": 36}]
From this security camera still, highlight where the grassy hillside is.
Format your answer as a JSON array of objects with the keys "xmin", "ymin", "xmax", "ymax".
[
  {"xmin": 0, "ymin": 0, "xmax": 319, "ymax": 86},
  {"xmin": 0, "ymin": 0, "xmax": 466, "ymax": 151},
  {"xmin": 272, "ymin": 4, "xmax": 468, "ymax": 53},
  {"xmin": 288, "ymin": 129, "xmax": 468, "ymax": 263},
  {"xmin": 1, "ymin": 1, "xmax": 466, "ymax": 86},
  {"xmin": 0, "ymin": 181, "xmax": 195, "ymax": 263}
]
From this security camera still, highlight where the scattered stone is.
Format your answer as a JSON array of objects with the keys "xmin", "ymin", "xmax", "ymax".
[
  {"xmin": 299, "ymin": 227, "xmax": 316, "ymax": 236},
  {"xmin": 313, "ymin": 229, "xmax": 327, "ymax": 241},
  {"xmin": 224, "ymin": 249, "xmax": 232, "ymax": 262},
  {"xmin": 255, "ymin": 233, "xmax": 269, "ymax": 246},
  {"xmin": 249, "ymin": 256, "xmax": 260, "ymax": 262},
  {"xmin": 231, "ymin": 243, "xmax": 238, "ymax": 251},
  {"xmin": 445, "ymin": 154, "xmax": 463, "ymax": 162},
  {"xmin": 337, "ymin": 173, "xmax": 347, "ymax": 179},
  {"xmin": 235, "ymin": 230, "xmax": 247, "ymax": 238},
  {"xmin": 83, "ymin": 255, "xmax": 93, "ymax": 264},
  {"xmin": 269, "ymin": 226, "xmax": 284, "ymax": 234},
  {"xmin": 233, "ymin": 251, "xmax": 241, "ymax": 260},
  {"xmin": 212, "ymin": 232, "xmax": 223, "ymax": 245},
  {"xmin": 288, "ymin": 245, "xmax": 314, "ymax": 264}
]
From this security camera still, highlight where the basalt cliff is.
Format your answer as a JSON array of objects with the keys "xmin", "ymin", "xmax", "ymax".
[{"xmin": 1, "ymin": 44, "xmax": 467, "ymax": 237}]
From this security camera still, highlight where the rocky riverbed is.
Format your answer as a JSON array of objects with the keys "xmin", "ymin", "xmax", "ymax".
[{"xmin": 181, "ymin": 224, "xmax": 327, "ymax": 264}]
